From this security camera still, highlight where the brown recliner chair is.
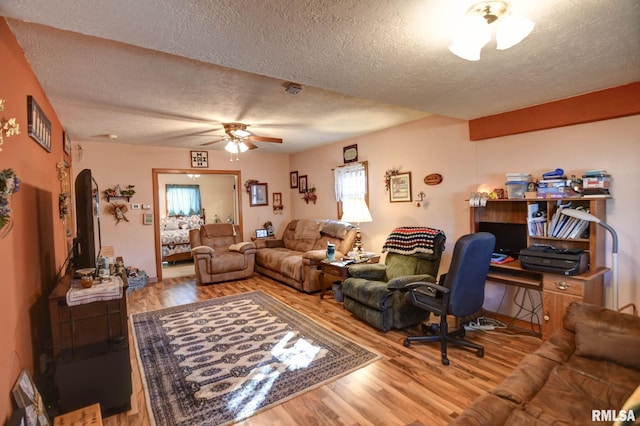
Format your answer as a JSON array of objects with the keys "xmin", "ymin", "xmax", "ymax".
[{"xmin": 189, "ymin": 223, "xmax": 256, "ymax": 284}]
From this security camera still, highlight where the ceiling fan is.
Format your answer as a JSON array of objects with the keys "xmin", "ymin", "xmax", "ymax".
[{"xmin": 199, "ymin": 122, "xmax": 283, "ymax": 150}]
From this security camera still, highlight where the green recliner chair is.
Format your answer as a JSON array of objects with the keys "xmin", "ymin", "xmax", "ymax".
[{"xmin": 342, "ymin": 227, "xmax": 446, "ymax": 331}]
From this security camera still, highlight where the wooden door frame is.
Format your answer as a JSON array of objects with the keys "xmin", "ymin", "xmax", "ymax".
[{"xmin": 153, "ymin": 168, "xmax": 242, "ymax": 282}]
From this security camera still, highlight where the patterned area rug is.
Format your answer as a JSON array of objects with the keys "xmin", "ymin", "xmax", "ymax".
[{"xmin": 132, "ymin": 291, "xmax": 379, "ymax": 425}]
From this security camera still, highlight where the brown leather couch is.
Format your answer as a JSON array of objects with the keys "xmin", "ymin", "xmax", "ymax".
[
  {"xmin": 452, "ymin": 301, "xmax": 640, "ymax": 425},
  {"xmin": 254, "ymin": 219, "xmax": 356, "ymax": 293},
  {"xmin": 189, "ymin": 223, "xmax": 256, "ymax": 284}
]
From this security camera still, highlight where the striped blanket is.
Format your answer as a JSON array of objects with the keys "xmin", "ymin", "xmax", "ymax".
[{"xmin": 382, "ymin": 227, "xmax": 446, "ymax": 255}]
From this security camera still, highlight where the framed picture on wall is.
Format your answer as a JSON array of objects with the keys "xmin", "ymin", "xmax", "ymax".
[
  {"xmin": 298, "ymin": 175, "xmax": 307, "ymax": 193},
  {"xmin": 389, "ymin": 172, "xmax": 412, "ymax": 202},
  {"xmin": 143, "ymin": 213, "xmax": 153, "ymax": 225},
  {"xmin": 250, "ymin": 182, "xmax": 268, "ymax": 207},
  {"xmin": 63, "ymin": 130, "xmax": 71, "ymax": 155},
  {"xmin": 290, "ymin": 171, "xmax": 298, "ymax": 188},
  {"xmin": 27, "ymin": 96, "xmax": 51, "ymax": 153},
  {"xmin": 190, "ymin": 151, "xmax": 208, "ymax": 168}
]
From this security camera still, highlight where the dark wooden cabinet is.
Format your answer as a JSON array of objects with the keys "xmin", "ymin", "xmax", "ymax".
[{"xmin": 48, "ymin": 268, "xmax": 131, "ymax": 416}]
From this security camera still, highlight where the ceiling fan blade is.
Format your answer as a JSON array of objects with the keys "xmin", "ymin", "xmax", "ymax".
[
  {"xmin": 199, "ymin": 138, "xmax": 226, "ymax": 146},
  {"xmin": 249, "ymin": 135, "xmax": 283, "ymax": 143},
  {"xmin": 244, "ymin": 140, "xmax": 258, "ymax": 150}
]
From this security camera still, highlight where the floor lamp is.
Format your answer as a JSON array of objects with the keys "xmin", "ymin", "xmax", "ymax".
[
  {"xmin": 560, "ymin": 208, "xmax": 618, "ymax": 311},
  {"xmin": 341, "ymin": 198, "xmax": 373, "ymax": 253}
]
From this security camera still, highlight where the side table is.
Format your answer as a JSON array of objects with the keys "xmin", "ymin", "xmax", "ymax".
[{"xmin": 319, "ymin": 256, "xmax": 380, "ymax": 299}]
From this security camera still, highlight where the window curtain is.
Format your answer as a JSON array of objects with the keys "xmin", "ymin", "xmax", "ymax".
[
  {"xmin": 166, "ymin": 184, "xmax": 202, "ymax": 216},
  {"xmin": 334, "ymin": 162, "xmax": 367, "ymax": 202}
]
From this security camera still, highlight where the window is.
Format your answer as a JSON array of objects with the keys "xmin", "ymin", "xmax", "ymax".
[
  {"xmin": 334, "ymin": 161, "xmax": 368, "ymax": 218},
  {"xmin": 166, "ymin": 184, "xmax": 202, "ymax": 216}
]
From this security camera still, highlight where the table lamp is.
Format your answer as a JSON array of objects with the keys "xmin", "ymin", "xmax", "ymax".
[
  {"xmin": 560, "ymin": 208, "xmax": 618, "ymax": 311},
  {"xmin": 341, "ymin": 198, "xmax": 373, "ymax": 253}
]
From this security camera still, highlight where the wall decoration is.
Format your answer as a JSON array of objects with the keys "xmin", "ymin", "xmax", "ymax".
[
  {"xmin": 244, "ymin": 179, "xmax": 259, "ymax": 193},
  {"xmin": 0, "ymin": 168, "xmax": 20, "ymax": 236},
  {"xmin": 272, "ymin": 192, "xmax": 283, "ymax": 213},
  {"xmin": 63, "ymin": 130, "xmax": 71, "ymax": 155},
  {"xmin": 302, "ymin": 186, "xmax": 317, "ymax": 204},
  {"xmin": 59, "ymin": 192, "xmax": 70, "ymax": 219},
  {"xmin": 0, "ymin": 98, "xmax": 21, "ymax": 152},
  {"xmin": 103, "ymin": 184, "xmax": 135, "ymax": 201},
  {"xmin": 343, "ymin": 144, "xmax": 358, "ymax": 163},
  {"xmin": 190, "ymin": 150, "xmax": 208, "ymax": 168},
  {"xmin": 143, "ymin": 213, "xmax": 153, "ymax": 225},
  {"xmin": 290, "ymin": 171, "xmax": 298, "ymax": 188},
  {"xmin": 424, "ymin": 173, "xmax": 443, "ymax": 185},
  {"xmin": 384, "ymin": 169, "xmax": 399, "ymax": 193},
  {"xmin": 27, "ymin": 96, "xmax": 51, "ymax": 152},
  {"xmin": 106, "ymin": 203, "xmax": 130, "ymax": 224},
  {"xmin": 298, "ymin": 175, "xmax": 308, "ymax": 193},
  {"xmin": 249, "ymin": 182, "xmax": 268, "ymax": 207},
  {"xmin": 389, "ymin": 172, "xmax": 412, "ymax": 202}
]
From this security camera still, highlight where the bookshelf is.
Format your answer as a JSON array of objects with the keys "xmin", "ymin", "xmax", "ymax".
[{"xmin": 470, "ymin": 197, "xmax": 609, "ymax": 339}]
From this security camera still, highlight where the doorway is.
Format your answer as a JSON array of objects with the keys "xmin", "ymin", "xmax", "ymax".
[{"xmin": 153, "ymin": 168, "xmax": 243, "ymax": 281}]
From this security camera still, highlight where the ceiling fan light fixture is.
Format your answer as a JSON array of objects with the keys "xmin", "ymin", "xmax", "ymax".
[
  {"xmin": 230, "ymin": 128, "xmax": 251, "ymax": 138},
  {"xmin": 224, "ymin": 141, "xmax": 239, "ymax": 153},
  {"xmin": 237, "ymin": 141, "xmax": 249, "ymax": 152},
  {"xmin": 496, "ymin": 13, "xmax": 535, "ymax": 50},
  {"xmin": 449, "ymin": 1, "xmax": 534, "ymax": 61}
]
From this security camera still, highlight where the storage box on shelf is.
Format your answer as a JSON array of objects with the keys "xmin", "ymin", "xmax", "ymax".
[{"xmin": 470, "ymin": 197, "xmax": 609, "ymax": 339}]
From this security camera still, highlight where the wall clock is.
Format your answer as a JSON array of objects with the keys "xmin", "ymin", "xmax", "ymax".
[
  {"xmin": 343, "ymin": 144, "xmax": 358, "ymax": 163},
  {"xmin": 190, "ymin": 151, "xmax": 209, "ymax": 168}
]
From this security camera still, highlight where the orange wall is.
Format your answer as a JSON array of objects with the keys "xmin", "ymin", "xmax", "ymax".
[{"xmin": 0, "ymin": 19, "xmax": 69, "ymax": 421}]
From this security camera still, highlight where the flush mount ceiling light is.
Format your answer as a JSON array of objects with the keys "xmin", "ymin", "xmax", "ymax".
[{"xmin": 449, "ymin": 1, "xmax": 535, "ymax": 61}]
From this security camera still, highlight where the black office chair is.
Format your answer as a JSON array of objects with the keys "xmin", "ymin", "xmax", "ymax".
[{"xmin": 402, "ymin": 232, "xmax": 495, "ymax": 365}]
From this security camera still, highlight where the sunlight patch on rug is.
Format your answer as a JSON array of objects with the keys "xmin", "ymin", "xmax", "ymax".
[{"xmin": 132, "ymin": 291, "xmax": 379, "ymax": 425}]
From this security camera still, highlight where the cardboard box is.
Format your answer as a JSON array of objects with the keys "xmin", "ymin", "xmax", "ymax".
[{"xmin": 54, "ymin": 403, "xmax": 102, "ymax": 426}]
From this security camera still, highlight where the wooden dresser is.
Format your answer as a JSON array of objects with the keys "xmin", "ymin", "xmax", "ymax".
[{"xmin": 48, "ymin": 265, "xmax": 131, "ymax": 417}]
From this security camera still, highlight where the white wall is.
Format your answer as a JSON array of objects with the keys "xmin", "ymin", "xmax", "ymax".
[
  {"xmin": 76, "ymin": 114, "xmax": 640, "ymax": 312},
  {"xmin": 72, "ymin": 142, "xmax": 292, "ymax": 278},
  {"xmin": 289, "ymin": 114, "xmax": 640, "ymax": 313}
]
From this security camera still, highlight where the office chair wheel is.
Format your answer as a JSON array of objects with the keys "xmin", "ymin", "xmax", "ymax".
[
  {"xmin": 476, "ymin": 348, "xmax": 484, "ymax": 358},
  {"xmin": 403, "ymin": 339, "xmax": 411, "ymax": 347},
  {"xmin": 421, "ymin": 323, "xmax": 438, "ymax": 335}
]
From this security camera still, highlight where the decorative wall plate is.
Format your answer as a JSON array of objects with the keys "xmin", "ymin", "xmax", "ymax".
[{"xmin": 424, "ymin": 173, "xmax": 443, "ymax": 185}]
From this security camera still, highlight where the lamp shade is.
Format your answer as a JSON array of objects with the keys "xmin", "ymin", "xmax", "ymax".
[{"xmin": 341, "ymin": 198, "xmax": 373, "ymax": 224}]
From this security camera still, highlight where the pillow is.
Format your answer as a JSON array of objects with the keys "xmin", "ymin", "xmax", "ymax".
[
  {"xmin": 164, "ymin": 221, "xmax": 179, "ymax": 231},
  {"xmin": 574, "ymin": 321, "xmax": 640, "ymax": 370},
  {"xmin": 294, "ymin": 220, "xmax": 323, "ymax": 240},
  {"xmin": 321, "ymin": 220, "xmax": 351, "ymax": 239}
]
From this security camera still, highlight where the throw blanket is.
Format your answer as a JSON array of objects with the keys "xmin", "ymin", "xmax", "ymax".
[{"xmin": 382, "ymin": 227, "xmax": 445, "ymax": 255}]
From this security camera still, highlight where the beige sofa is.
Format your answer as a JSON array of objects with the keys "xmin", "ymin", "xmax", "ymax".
[
  {"xmin": 254, "ymin": 219, "xmax": 356, "ymax": 293},
  {"xmin": 189, "ymin": 224, "xmax": 256, "ymax": 285},
  {"xmin": 452, "ymin": 301, "xmax": 640, "ymax": 425}
]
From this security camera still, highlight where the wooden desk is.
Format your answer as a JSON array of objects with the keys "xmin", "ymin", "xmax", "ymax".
[
  {"xmin": 318, "ymin": 256, "xmax": 380, "ymax": 299},
  {"xmin": 486, "ymin": 260, "xmax": 606, "ymax": 339}
]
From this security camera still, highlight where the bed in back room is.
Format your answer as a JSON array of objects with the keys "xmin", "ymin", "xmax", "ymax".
[{"xmin": 159, "ymin": 210, "xmax": 205, "ymax": 263}]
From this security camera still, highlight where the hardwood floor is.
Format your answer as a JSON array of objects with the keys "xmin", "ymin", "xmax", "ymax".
[{"xmin": 106, "ymin": 273, "xmax": 541, "ymax": 426}]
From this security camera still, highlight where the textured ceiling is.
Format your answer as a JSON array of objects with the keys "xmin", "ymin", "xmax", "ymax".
[{"xmin": 2, "ymin": 0, "xmax": 639, "ymax": 153}]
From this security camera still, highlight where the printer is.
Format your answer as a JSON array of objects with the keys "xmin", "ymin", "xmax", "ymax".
[{"xmin": 519, "ymin": 245, "xmax": 588, "ymax": 276}]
